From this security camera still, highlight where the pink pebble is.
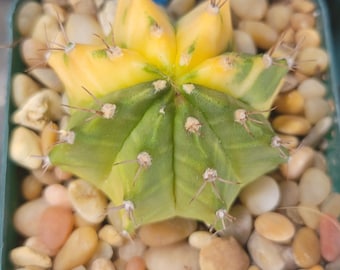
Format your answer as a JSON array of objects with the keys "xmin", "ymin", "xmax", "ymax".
[
  {"xmin": 126, "ymin": 256, "xmax": 146, "ymax": 270},
  {"xmin": 319, "ymin": 214, "xmax": 340, "ymax": 262},
  {"xmin": 43, "ymin": 184, "xmax": 72, "ymax": 208},
  {"xmin": 38, "ymin": 206, "xmax": 74, "ymax": 252}
]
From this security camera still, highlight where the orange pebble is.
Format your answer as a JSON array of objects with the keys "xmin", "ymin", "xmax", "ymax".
[{"xmin": 126, "ymin": 256, "xmax": 146, "ymax": 270}]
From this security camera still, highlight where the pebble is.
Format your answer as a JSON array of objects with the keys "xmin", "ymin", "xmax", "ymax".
[
  {"xmin": 53, "ymin": 226, "xmax": 98, "ymax": 270},
  {"xmin": 279, "ymin": 180, "xmax": 299, "ymax": 207},
  {"xmin": 238, "ymin": 20, "xmax": 278, "ymax": 50},
  {"xmin": 274, "ymin": 90, "xmax": 305, "ymax": 115},
  {"xmin": 31, "ymin": 14, "xmax": 60, "ymax": 44},
  {"xmin": 247, "ymin": 232, "xmax": 286, "ymax": 270},
  {"xmin": 266, "ymin": 4, "xmax": 292, "ymax": 32},
  {"xmin": 319, "ymin": 214, "xmax": 340, "ymax": 262},
  {"xmin": 230, "ymin": 0, "xmax": 268, "ymax": 20},
  {"xmin": 98, "ymin": 0, "xmax": 117, "ymax": 36},
  {"xmin": 295, "ymin": 28, "xmax": 321, "ymax": 48},
  {"xmin": 29, "ymin": 68, "xmax": 63, "ymax": 92},
  {"xmin": 239, "ymin": 175, "xmax": 280, "ymax": 215},
  {"xmin": 302, "ymin": 117, "xmax": 333, "ymax": 147},
  {"xmin": 21, "ymin": 174, "xmax": 43, "ymax": 201},
  {"xmin": 298, "ymin": 78, "xmax": 327, "ymax": 98},
  {"xmin": 9, "ymin": 126, "xmax": 42, "ymax": 170},
  {"xmin": 24, "ymin": 236, "xmax": 55, "ymax": 257},
  {"xmin": 16, "ymin": 1, "xmax": 43, "ymax": 36},
  {"xmin": 20, "ymin": 38, "xmax": 47, "ymax": 69},
  {"xmin": 87, "ymin": 240, "xmax": 114, "ymax": 266},
  {"xmin": 98, "ymin": 224, "xmax": 125, "ymax": 247},
  {"xmin": 291, "ymin": 12, "xmax": 316, "ymax": 31},
  {"xmin": 43, "ymin": 183, "xmax": 72, "ymax": 208},
  {"xmin": 69, "ymin": 0, "xmax": 97, "ymax": 15},
  {"xmin": 304, "ymin": 97, "xmax": 330, "ymax": 124},
  {"xmin": 297, "ymin": 47, "xmax": 329, "ymax": 76},
  {"xmin": 126, "ymin": 256, "xmax": 146, "ymax": 270},
  {"xmin": 272, "ymin": 115, "xmax": 311, "ymax": 136},
  {"xmin": 138, "ymin": 217, "xmax": 196, "ymax": 247},
  {"xmin": 299, "ymin": 167, "xmax": 332, "ymax": 205},
  {"xmin": 145, "ymin": 242, "xmax": 199, "ymax": 270},
  {"xmin": 281, "ymin": 74, "xmax": 299, "ymax": 93},
  {"xmin": 68, "ymin": 179, "xmax": 108, "ymax": 224},
  {"xmin": 297, "ymin": 204, "xmax": 320, "ymax": 229},
  {"xmin": 321, "ymin": 193, "xmax": 340, "ymax": 218},
  {"xmin": 254, "ymin": 212, "xmax": 295, "ymax": 243},
  {"xmin": 313, "ymin": 151, "xmax": 328, "ymax": 171},
  {"xmin": 12, "ymin": 73, "xmax": 40, "ymax": 108},
  {"xmin": 233, "ymin": 30, "xmax": 257, "ymax": 55},
  {"xmin": 199, "ymin": 236, "xmax": 249, "ymax": 270},
  {"xmin": 66, "ymin": 13, "xmax": 104, "ymax": 45},
  {"xmin": 188, "ymin": 231, "xmax": 213, "ymax": 249},
  {"xmin": 292, "ymin": 227, "xmax": 321, "ymax": 268},
  {"xmin": 32, "ymin": 168, "xmax": 59, "ymax": 185},
  {"xmin": 13, "ymin": 198, "xmax": 49, "ymax": 237},
  {"xmin": 221, "ymin": 204, "xmax": 253, "ymax": 245},
  {"xmin": 167, "ymin": 0, "xmax": 196, "ymax": 18},
  {"xmin": 10, "ymin": 246, "xmax": 52, "ymax": 268},
  {"xmin": 38, "ymin": 206, "xmax": 74, "ymax": 252},
  {"xmin": 291, "ymin": 0, "xmax": 316, "ymax": 13},
  {"xmin": 118, "ymin": 238, "xmax": 146, "ymax": 261},
  {"xmin": 325, "ymin": 257, "xmax": 340, "ymax": 270},
  {"xmin": 280, "ymin": 146, "xmax": 315, "ymax": 180},
  {"xmin": 40, "ymin": 122, "xmax": 58, "ymax": 155},
  {"xmin": 43, "ymin": 3, "xmax": 66, "ymax": 22},
  {"xmin": 90, "ymin": 258, "xmax": 116, "ymax": 270}
]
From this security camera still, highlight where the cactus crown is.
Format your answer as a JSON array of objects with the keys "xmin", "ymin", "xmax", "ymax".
[{"xmin": 47, "ymin": 0, "xmax": 289, "ymax": 232}]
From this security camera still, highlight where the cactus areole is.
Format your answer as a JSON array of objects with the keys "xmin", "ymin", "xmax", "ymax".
[{"xmin": 47, "ymin": 0, "xmax": 289, "ymax": 232}]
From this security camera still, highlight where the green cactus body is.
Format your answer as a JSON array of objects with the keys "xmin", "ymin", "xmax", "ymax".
[{"xmin": 47, "ymin": 0, "xmax": 289, "ymax": 232}]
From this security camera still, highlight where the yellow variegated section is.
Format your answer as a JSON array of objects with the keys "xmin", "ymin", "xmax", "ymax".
[{"xmin": 113, "ymin": 0, "xmax": 176, "ymax": 71}]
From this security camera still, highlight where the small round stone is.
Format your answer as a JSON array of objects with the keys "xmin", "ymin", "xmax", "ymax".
[
  {"xmin": 118, "ymin": 238, "xmax": 146, "ymax": 261},
  {"xmin": 304, "ymin": 97, "xmax": 331, "ymax": 124},
  {"xmin": 239, "ymin": 176, "xmax": 280, "ymax": 215},
  {"xmin": 321, "ymin": 193, "xmax": 340, "ymax": 218},
  {"xmin": 138, "ymin": 217, "xmax": 197, "ymax": 247},
  {"xmin": 230, "ymin": 0, "xmax": 268, "ymax": 20},
  {"xmin": 10, "ymin": 246, "xmax": 52, "ymax": 268},
  {"xmin": 298, "ymin": 78, "xmax": 326, "ymax": 98},
  {"xmin": 12, "ymin": 73, "xmax": 40, "ymax": 108},
  {"xmin": 16, "ymin": 1, "xmax": 43, "ymax": 36},
  {"xmin": 274, "ymin": 90, "xmax": 305, "ymax": 115},
  {"xmin": 297, "ymin": 47, "xmax": 329, "ymax": 76},
  {"xmin": 21, "ymin": 174, "xmax": 43, "ymax": 201},
  {"xmin": 43, "ymin": 184, "xmax": 72, "ymax": 208},
  {"xmin": 292, "ymin": 227, "xmax": 321, "ymax": 268},
  {"xmin": 254, "ymin": 212, "xmax": 295, "ymax": 243},
  {"xmin": 272, "ymin": 115, "xmax": 311, "ymax": 136},
  {"xmin": 279, "ymin": 180, "xmax": 299, "ymax": 207},
  {"xmin": 98, "ymin": 224, "xmax": 125, "ymax": 247},
  {"xmin": 188, "ymin": 231, "xmax": 213, "ymax": 249},
  {"xmin": 200, "ymin": 237, "xmax": 250, "ymax": 270},
  {"xmin": 126, "ymin": 256, "xmax": 146, "ymax": 270}
]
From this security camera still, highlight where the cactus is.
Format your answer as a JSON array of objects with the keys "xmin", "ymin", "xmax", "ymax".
[{"xmin": 47, "ymin": 0, "xmax": 289, "ymax": 233}]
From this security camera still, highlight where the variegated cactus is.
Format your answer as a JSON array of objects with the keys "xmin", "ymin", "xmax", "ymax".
[{"xmin": 47, "ymin": 0, "xmax": 289, "ymax": 233}]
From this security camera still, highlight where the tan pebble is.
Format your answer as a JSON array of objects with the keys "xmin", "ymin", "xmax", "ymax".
[
  {"xmin": 12, "ymin": 73, "xmax": 40, "ymax": 108},
  {"xmin": 126, "ymin": 256, "xmax": 146, "ymax": 270},
  {"xmin": 274, "ymin": 90, "xmax": 305, "ymax": 115},
  {"xmin": 20, "ymin": 38, "xmax": 47, "ymax": 69},
  {"xmin": 200, "ymin": 237, "xmax": 249, "ymax": 270},
  {"xmin": 279, "ymin": 180, "xmax": 299, "ymax": 207},
  {"xmin": 272, "ymin": 115, "xmax": 311, "ymax": 136},
  {"xmin": 69, "ymin": 0, "xmax": 97, "ymax": 15},
  {"xmin": 9, "ymin": 127, "xmax": 42, "ymax": 170},
  {"xmin": 16, "ymin": 1, "xmax": 43, "ymax": 36},
  {"xmin": 293, "ymin": 227, "xmax": 321, "ymax": 268},
  {"xmin": 278, "ymin": 134, "xmax": 300, "ymax": 150},
  {"xmin": 189, "ymin": 231, "xmax": 213, "ymax": 249},
  {"xmin": 21, "ymin": 174, "xmax": 43, "ymax": 201},
  {"xmin": 305, "ymin": 265, "xmax": 324, "ymax": 270},
  {"xmin": 53, "ymin": 166, "xmax": 73, "ymax": 181},
  {"xmin": 233, "ymin": 30, "xmax": 257, "ymax": 55},
  {"xmin": 291, "ymin": 13, "xmax": 315, "ymax": 31},
  {"xmin": 66, "ymin": 13, "xmax": 104, "ymax": 45},
  {"xmin": 13, "ymin": 197, "xmax": 49, "ymax": 234},
  {"xmin": 230, "ymin": 0, "xmax": 268, "ymax": 20},
  {"xmin": 53, "ymin": 226, "xmax": 98, "ymax": 270},
  {"xmin": 118, "ymin": 238, "xmax": 146, "ymax": 261},
  {"xmin": 291, "ymin": 0, "xmax": 316, "ymax": 13},
  {"xmin": 145, "ymin": 242, "xmax": 199, "ymax": 270},
  {"xmin": 68, "ymin": 179, "xmax": 107, "ymax": 224},
  {"xmin": 25, "ymin": 236, "xmax": 56, "ymax": 257},
  {"xmin": 248, "ymin": 266, "xmax": 260, "ymax": 270},
  {"xmin": 239, "ymin": 175, "xmax": 280, "ymax": 215},
  {"xmin": 297, "ymin": 47, "xmax": 329, "ymax": 76},
  {"xmin": 98, "ymin": 225, "xmax": 125, "ymax": 247},
  {"xmin": 43, "ymin": 183, "xmax": 72, "ymax": 208},
  {"xmin": 138, "ymin": 217, "xmax": 197, "ymax": 247},
  {"xmin": 238, "ymin": 20, "xmax": 278, "ymax": 50},
  {"xmin": 90, "ymin": 258, "xmax": 116, "ymax": 270},
  {"xmin": 285, "ymin": 207, "xmax": 305, "ymax": 225},
  {"xmin": 31, "ymin": 14, "xmax": 60, "ymax": 44},
  {"xmin": 298, "ymin": 78, "xmax": 326, "ymax": 98},
  {"xmin": 313, "ymin": 151, "xmax": 328, "ymax": 171},
  {"xmin": 298, "ymin": 204, "xmax": 321, "ymax": 229},
  {"xmin": 167, "ymin": 0, "xmax": 196, "ymax": 19},
  {"xmin": 10, "ymin": 246, "xmax": 51, "ymax": 268},
  {"xmin": 87, "ymin": 240, "xmax": 114, "ymax": 267},
  {"xmin": 281, "ymin": 74, "xmax": 299, "ymax": 93},
  {"xmin": 321, "ymin": 193, "xmax": 340, "ymax": 218},
  {"xmin": 74, "ymin": 212, "xmax": 101, "ymax": 230},
  {"xmin": 304, "ymin": 97, "xmax": 330, "ymax": 124},
  {"xmin": 266, "ymin": 4, "xmax": 292, "ymax": 32},
  {"xmin": 29, "ymin": 69, "xmax": 63, "ymax": 92},
  {"xmin": 40, "ymin": 122, "xmax": 58, "ymax": 155},
  {"xmin": 113, "ymin": 258, "xmax": 127, "ymax": 270},
  {"xmin": 295, "ymin": 28, "xmax": 321, "ymax": 48},
  {"xmin": 255, "ymin": 212, "xmax": 295, "ymax": 243},
  {"xmin": 221, "ymin": 204, "xmax": 253, "ymax": 245},
  {"xmin": 303, "ymin": 117, "xmax": 333, "ymax": 148},
  {"xmin": 280, "ymin": 146, "xmax": 315, "ymax": 180},
  {"xmin": 299, "ymin": 167, "xmax": 331, "ymax": 205},
  {"xmin": 32, "ymin": 168, "xmax": 59, "ymax": 185},
  {"xmin": 42, "ymin": 3, "xmax": 66, "ymax": 22}
]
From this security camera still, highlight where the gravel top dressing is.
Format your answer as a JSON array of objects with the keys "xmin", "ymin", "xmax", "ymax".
[{"xmin": 3, "ymin": 0, "xmax": 340, "ymax": 269}]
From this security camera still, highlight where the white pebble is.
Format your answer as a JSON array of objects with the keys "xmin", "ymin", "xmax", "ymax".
[
  {"xmin": 321, "ymin": 193, "xmax": 340, "ymax": 218},
  {"xmin": 304, "ymin": 97, "xmax": 331, "ymax": 124},
  {"xmin": 29, "ymin": 69, "xmax": 63, "ymax": 92},
  {"xmin": 16, "ymin": 1, "xmax": 43, "ymax": 36},
  {"xmin": 231, "ymin": 0, "xmax": 268, "ymax": 20},
  {"xmin": 118, "ymin": 238, "xmax": 146, "ymax": 261},
  {"xmin": 302, "ymin": 116, "xmax": 333, "ymax": 147},
  {"xmin": 31, "ymin": 14, "xmax": 60, "ymax": 44},
  {"xmin": 298, "ymin": 78, "xmax": 326, "ymax": 98},
  {"xmin": 98, "ymin": 225, "xmax": 125, "ymax": 247},
  {"xmin": 239, "ymin": 176, "xmax": 280, "ymax": 215},
  {"xmin": 188, "ymin": 231, "xmax": 213, "ymax": 249},
  {"xmin": 12, "ymin": 73, "xmax": 40, "ymax": 108},
  {"xmin": 10, "ymin": 246, "xmax": 52, "ymax": 268},
  {"xmin": 233, "ymin": 30, "xmax": 257, "ymax": 55}
]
